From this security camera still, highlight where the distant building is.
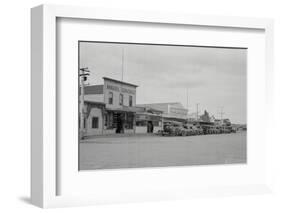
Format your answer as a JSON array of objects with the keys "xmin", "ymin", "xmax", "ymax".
[
  {"xmin": 135, "ymin": 106, "xmax": 163, "ymax": 133},
  {"xmin": 137, "ymin": 102, "xmax": 188, "ymax": 122},
  {"xmin": 80, "ymin": 77, "xmax": 138, "ymax": 136},
  {"xmin": 187, "ymin": 112, "xmax": 197, "ymax": 122},
  {"xmin": 200, "ymin": 110, "xmax": 211, "ymax": 122}
]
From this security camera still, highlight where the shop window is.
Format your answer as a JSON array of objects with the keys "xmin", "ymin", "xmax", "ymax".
[
  {"xmin": 152, "ymin": 121, "xmax": 159, "ymax": 127},
  {"xmin": 136, "ymin": 120, "xmax": 147, "ymax": 126},
  {"xmin": 119, "ymin": 93, "xmax": 123, "ymax": 105},
  {"xmin": 108, "ymin": 92, "xmax": 113, "ymax": 104},
  {"xmin": 91, "ymin": 117, "xmax": 99, "ymax": 129},
  {"xmin": 129, "ymin": 95, "xmax": 133, "ymax": 107}
]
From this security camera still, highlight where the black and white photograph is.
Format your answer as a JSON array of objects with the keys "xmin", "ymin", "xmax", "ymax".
[{"xmin": 78, "ymin": 41, "xmax": 247, "ymax": 170}]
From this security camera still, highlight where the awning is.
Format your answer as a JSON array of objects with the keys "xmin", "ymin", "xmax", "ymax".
[
  {"xmin": 106, "ymin": 106, "xmax": 138, "ymax": 113},
  {"xmin": 136, "ymin": 112, "xmax": 162, "ymax": 121},
  {"xmin": 163, "ymin": 116, "xmax": 186, "ymax": 123}
]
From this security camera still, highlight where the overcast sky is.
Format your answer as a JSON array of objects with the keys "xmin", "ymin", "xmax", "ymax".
[{"xmin": 79, "ymin": 42, "xmax": 247, "ymax": 124}]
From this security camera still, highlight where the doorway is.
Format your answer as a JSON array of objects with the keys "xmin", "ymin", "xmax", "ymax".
[
  {"xmin": 115, "ymin": 113, "xmax": 124, "ymax": 133},
  {"xmin": 147, "ymin": 121, "xmax": 154, "ymax": 133}
]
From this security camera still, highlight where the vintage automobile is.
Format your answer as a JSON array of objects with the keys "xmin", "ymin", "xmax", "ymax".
[
  {"xmin": 183, "ymin": 124, "xmax": 196, "ymax": 136},
  {"xmin": 174, "ymin": 125, "xmax": 184, "ymax": 136},
  {"xmin": 201, "ymin": 125, "xmax": 216, "ymax": 134},
  {"xmin": 213, "ymin": 127, "xmax": 220, "ymax": 134},
  {"xmin": 221, "ymin": 126, "xmax": 231, "ymax": 134},
  {"xmin": 161, "ymin": 121, "xmax": 198, "ymax": 136},
  {"xmin": 162, "ymin": 123, "xmax": 175, "ymax": 136},
  {"xmin": 162, "ymin": 121, "xmax": 183, "ymax": 136},
  {"xmin": 231, "ymin": 127, "xmax": 237, "ymax": 133},
  {"xmin": 196, "ymin": 126, "xmax": 204, "ymax": 135},
  {"xmin": 206, "ymin": 126, "xmax": 213, "ymax": 134}
]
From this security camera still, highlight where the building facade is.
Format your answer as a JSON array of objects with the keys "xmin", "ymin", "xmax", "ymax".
[
  {"xmin": 135, "ymin": 106, "xmax": 163, "ymax": 133},
  {"xmin": 81, "ymin": 81, "xmax": 190, "ymax": 136},
  {"xmin": 81, "ymin": 77, "xmax": 138, "ymax": 136},
  {"xmin": 137, "ymin": 102, "xmax": 188, "ymax": 123}
]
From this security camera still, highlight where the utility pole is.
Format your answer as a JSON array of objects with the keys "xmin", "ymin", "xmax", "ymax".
[
  {"xmin": 79, "ymin": 67, "xmax": 90, "ymax": 140},
  {"xmin": 218, "ymin": 106, "xmax": 225, "ymax": 131},
  {"xmin": 121, "ymin": 47, "xmax": 124, "ymax": 82},
  {"xmin": 196, "ymin": 103, "xmax": 200, "ymax": 121},
  {"xmin": 218, "ymin": 106, "xmax": 224, "ymax": 121},
  {"xmin": 186, "ymin": 88, "xmax": 189, "ymax": 113}
]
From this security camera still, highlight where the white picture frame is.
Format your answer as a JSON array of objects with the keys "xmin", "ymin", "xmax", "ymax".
[{"xmin": 31, "ymin": 4, "xmax": 274, "ymax": 208}]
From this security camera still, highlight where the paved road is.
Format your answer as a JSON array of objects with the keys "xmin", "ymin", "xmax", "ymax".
[{"xmin": 79, "ymin": 132, "xmax": 246, "ymax": 170}]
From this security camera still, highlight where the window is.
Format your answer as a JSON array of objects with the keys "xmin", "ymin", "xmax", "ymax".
[
  {"xmin": 119, "ymin": 93, "xmax": 124, "ymax": 105},
  {"xmin": 108, "ymin": 92, "xmax": 113, "ymax": 104},
  {"xmin": 136, "ymin": 120, "xmax": 146, "ymax": 126},
  {"xmin": 152, "ymin": 121, "xmax": 159, "ymax": 127},
  {"xmin": 91, "ymin": 117, "xmax": 99, "ymax": 129},
  {"xmin": 129, "ymin": 95, "xmax": 133, "ymax": 107}
]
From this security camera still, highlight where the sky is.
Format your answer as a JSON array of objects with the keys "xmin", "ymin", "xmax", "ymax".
[{"xmin": 79, "ymin": 42, "xmax": 247, "ymax": 124}]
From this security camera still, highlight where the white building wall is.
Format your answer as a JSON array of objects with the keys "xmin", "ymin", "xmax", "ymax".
[
  {"xmin": 167, "ymin": 104, "xmax": 188, "ymax": 119},
  {"xmin": 103, "ymin": 79, "xmax": 136, "ymax": 109},
  {"xmin": 136, "ymin": 126, "xmax": 162, "ymax": 134},
  {"xmin": 85, "ymin": 107, "xmax": 103, "ymax": 136}
]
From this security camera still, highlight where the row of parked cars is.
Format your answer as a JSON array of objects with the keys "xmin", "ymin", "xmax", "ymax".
[{"xmin": 158, "ymin": 121, "xmax": 236, "ymax": 136}]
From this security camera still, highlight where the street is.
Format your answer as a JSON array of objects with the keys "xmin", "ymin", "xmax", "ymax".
[{"xmin": 79, "ymin": 132, "xmax": 246, "ymax": 170}]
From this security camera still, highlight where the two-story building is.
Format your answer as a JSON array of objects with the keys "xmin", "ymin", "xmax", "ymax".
[{"xmin": 81, "ymin": 77, "xmax": 138, "ymax": 136}]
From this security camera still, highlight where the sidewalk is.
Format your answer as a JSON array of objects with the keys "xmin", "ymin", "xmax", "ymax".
[{"xmin": 82, "ymin": 133, "xmax": 159, "ymax": 141}]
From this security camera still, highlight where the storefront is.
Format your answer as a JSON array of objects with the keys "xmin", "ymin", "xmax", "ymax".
[
  {"xmin": 103, "ymin": 108, "xmax": 136, "ymax": 134},
  {"xmin": 136, "ymin": 107, "xmax": 163, "ymax": 133},
  {"xmin": 137, "ymin": 102, "xmax": 188, "ymax": 127}
]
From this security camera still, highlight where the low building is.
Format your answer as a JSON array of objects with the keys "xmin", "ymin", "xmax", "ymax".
[
  {"xmin": 187, "ymin": 112, "xmax": 198, "ymax": 122},
  {"xmin": 82, "ymin": 100, "xmax": 106, "ymax": 135},
  {"xmin": 80, "ymin": 77, "xmax": 138, "ymax": 136},
  {"xmin": 137, "ymin": 102, "xmax": 188, "ymax": 123},
  {"xmin": 135, "ymin": 106, "xmax": 163, "ymax": 133}
]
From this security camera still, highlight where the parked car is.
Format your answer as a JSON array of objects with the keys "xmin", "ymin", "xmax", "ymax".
[
  {"xmin": 183, "ymin": 124, "xmax": 196, "ymax": 136},
  {"xmin": 163, "ymin": 123, "xmax": 176, "ymax": 136},
  {"xmin": 222, "ymin": 127, "xmax": 231, "ymax": 133},
  {"xmin": 196, "ymin": 126, "xmax": 204, "ymax": 135},
  {"xmin": 162, "ymin": 121, "xmax": 184, "ymax": 136}
]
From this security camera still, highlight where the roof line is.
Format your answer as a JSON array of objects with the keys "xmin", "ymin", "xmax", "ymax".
[
  {"xmin": 103, "ymin": 77, "xmax": 138, "ymax": 87},
  {"xmin": 137, "ymin": 102, "xmax": 181, "ymax": 105}
]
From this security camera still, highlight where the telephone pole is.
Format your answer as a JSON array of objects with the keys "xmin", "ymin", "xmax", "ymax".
[
  {"xmin": 186, "ymin": 88, "xmax": 189, "ymax": 113},
  {"xmin": 196, "ymin": 103, "xmax": 200, "ymax": 121},
  {"xmin": 121, "ymin": 47, "xmax": 124, "ymax": 82},
  {"xmin": 79, "ymin": 67, "xmax": 90, "ymax": 140},
  {"xmin": 218, "ymin": 106, "xmax": 224, "ymax": 120}
]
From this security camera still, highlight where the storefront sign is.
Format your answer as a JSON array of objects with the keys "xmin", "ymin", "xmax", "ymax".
[
  {"xmin": 169, "ymin": 107, "xmax": 188, "ymax": 117},
  {"xmin": 106, "ymin": 84, "xmax": 136, "ymax": 94}
]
